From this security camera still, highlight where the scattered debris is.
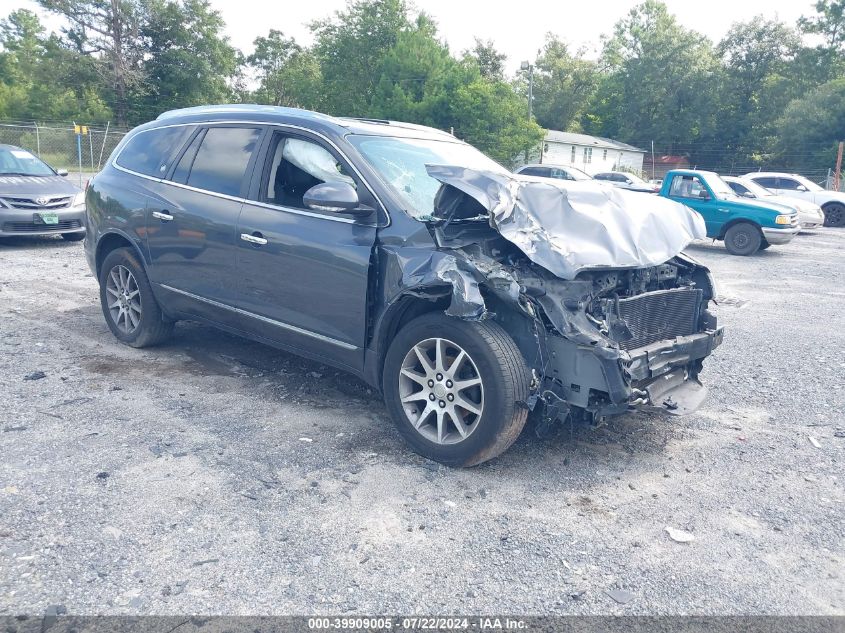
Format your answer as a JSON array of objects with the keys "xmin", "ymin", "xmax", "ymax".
[
  {"xmin": 23, "ymin": 371, "xmax": 47, "ymax": 381},
  {"xmin": 2, "ymin": 426, "xmax": 27, "ymax": 433},
  {"xmin": 191, "ymin": 558, "xmax": 219, "ymax": 567},
  {"xmin": 306, "ymin": 371, "xmax": 323, "ymax": 379},
  {"xmin": 299, "ymin": 437, "xmax": 313, "ymax": 443},
  {"xmin": 606, "ymin": 589, "xmax": 636, "ymax": 604},
  {"xmin": 808, "ymin": 436, "xmax": 821, "ymax": 448},
  {"xmin": 96, "ymin": 472, "xmax": 110, "ymax": 480},
  {"xmin": 665, "ymin": 526, "xmax": 696, "ymax": 543}
]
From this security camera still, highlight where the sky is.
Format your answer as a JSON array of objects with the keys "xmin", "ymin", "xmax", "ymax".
[{"xmin": 4, "ymin": 0, "xmax": 812, "ymax": 72}]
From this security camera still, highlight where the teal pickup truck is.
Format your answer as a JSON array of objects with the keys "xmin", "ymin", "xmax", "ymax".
[{"xmin": 659, "ymin": 169, "xmax": 799, "ymax": 255}]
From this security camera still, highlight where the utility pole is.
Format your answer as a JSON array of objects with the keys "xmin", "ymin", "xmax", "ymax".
[
  {"xmin": 834, "ymin": 141, "xmax": 843, "ymax": 191},
  {"xmin": 520, "ymin": 60, "xmax": 534, "ymax": 121},
  {"xmin": 651, "ymin": 140, "xmax": 655, "ymax": 181}
]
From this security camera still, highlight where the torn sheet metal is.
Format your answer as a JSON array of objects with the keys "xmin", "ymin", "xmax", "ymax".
[
  {"xmin": 425, "ymin": 165, "xmax": 707, "ymax": 280},
  {"xmin": 380, "ymin": 247, "xmax": 488, "ymax": 319}
]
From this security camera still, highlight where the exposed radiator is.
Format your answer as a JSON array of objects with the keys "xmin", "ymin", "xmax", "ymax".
[{"xmin": 615, "ymin": 288, "xmax": 703, "ymax": 350}]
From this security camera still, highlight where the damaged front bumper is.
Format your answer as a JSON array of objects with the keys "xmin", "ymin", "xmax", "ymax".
[{"xmin": 543, "ymin": 327, "xmax": 724, "ymax": 421}]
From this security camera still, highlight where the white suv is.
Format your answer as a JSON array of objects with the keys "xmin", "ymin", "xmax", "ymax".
[{"xmin": 744, "ymin": 172, "xmax": 845, "ymax": 227}]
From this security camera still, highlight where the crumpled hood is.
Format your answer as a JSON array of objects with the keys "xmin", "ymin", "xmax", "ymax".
[
  {"xmin": 0, "ymin": 175, "xmax": 80, "ymax": 197},
  {"xmin": 426, "ymin": 165, "xmax": 707, "ymax": 280}
]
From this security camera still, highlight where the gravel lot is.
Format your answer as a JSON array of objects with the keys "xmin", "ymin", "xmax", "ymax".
[{"xmin": 1, "ymin": 229, "xmax": 843, "ymax": 616}]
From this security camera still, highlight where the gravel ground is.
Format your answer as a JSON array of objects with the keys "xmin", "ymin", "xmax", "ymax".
[{"xmin": 0, "ymin": 229, "xmax": 843, "ymax": 616}]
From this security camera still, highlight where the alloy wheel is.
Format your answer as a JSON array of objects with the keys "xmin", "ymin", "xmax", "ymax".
[
  {"xmin": 105, "ymin": 264, "xmax": 142, "ymax": 334},
  {"xmin": 398, "ymin": 337, "xmax": 484, "ymax": 445}
]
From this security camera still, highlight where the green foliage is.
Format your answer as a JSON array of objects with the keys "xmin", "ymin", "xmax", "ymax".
[
  {"xmin": 530, "ymin": 34, "xmax": 598, "ymax": 133},
  {"xmin": 776, "ymin": 79, "xmax": 845, "ymax": 170}
]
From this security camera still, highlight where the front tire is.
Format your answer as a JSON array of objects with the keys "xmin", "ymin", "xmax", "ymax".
[
  {"xmin": 383, "ymin": 312, "xmax": 531, "ymax": 467},
  {"xmin": 724, "ymin": 222, "xmax": 762, "ymax": 256},
  {"xmin": 99, "ymin": 247, "xmax": 173, "ymax": 347},
  {"xmin": 823, "ymin": 203, "xmax": 845, "ymax": 227}
]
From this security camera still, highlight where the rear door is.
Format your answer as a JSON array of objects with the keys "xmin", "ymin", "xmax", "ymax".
[
  {"xmin": 145, "ymin": 124, "xmax": 264, "ymax": 322},
  {"xmin": 234, "ymin": 128, "xmax": 379, "ymax": 370}
]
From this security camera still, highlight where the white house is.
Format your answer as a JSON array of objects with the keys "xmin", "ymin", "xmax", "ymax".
[{"xmin": 528, "ymin": 130, "xmax": 646, "ymax": 176}]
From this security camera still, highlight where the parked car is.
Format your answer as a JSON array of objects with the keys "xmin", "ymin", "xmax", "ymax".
[
  {"xmin": 593, "ymin": 171, "xmax": 658, "ymax": 193},
  {"xmin": 744, "ymin": 172, "xmax": 845, "ymax": 227},
  {"xmin": 722, "ymin": 175, "xmax": 825, "ymax": 229},
  {"xmin": 648, "ymin": 178, "xmax": 663, "ymax": 187},
  {"xmin": 659, "ymin": 169, "xmax": 798, "ymax": 255},
  {"xmin": 85, "ymin": 105, "xmax": 723, "ymax": 466},
  {"xmin": 0, "ymin": 144, "xmax": 86, "ymax": 240},
  {"xmin": 514, "ymin": 163, "xmax": 593, "ymax": 181}
]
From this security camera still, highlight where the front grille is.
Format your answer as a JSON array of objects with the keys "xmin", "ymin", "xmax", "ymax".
[
  {"xmin": 0, "ymin": 196, "xmax": 72, "ymax": 209},
  {"xmin": 2, "ymin": 219, "xmax": 82, "ymax": 233},
  {"xmin": 615, "ymin": 288, "xmax": 703, "ymax": 350}
]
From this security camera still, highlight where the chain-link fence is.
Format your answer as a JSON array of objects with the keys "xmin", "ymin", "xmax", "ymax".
[{"xmin": 0, "ymin": 121, "xmax": 129, "ymax": 176}]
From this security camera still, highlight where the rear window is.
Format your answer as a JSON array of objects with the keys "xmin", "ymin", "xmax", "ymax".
[{"xmin": 115, "ymin": 125, "xmax": 195, "ymax": 177}]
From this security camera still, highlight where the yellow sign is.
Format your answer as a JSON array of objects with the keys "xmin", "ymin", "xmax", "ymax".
[{"xmin": 74, "ymin": 125, "xmax": 89, "ymax": 135}]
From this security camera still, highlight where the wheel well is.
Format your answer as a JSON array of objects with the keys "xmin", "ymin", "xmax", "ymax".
[
  {"xmin": 821, "ymin": 201, "xmax": 845, "ymax": 210},
  {"xmin": 718, "ymin": 218, "xmax": 762, "ymax": 240},
  {"xmin": 95, "ymin": 233, "xmax": 136, "ymax": 277},
  {"xmin": 376, "ymin": 294, "xmax": 449, "ymax": 374}
]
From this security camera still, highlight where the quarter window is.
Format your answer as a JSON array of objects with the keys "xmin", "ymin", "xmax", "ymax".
[
  {"xmin": 185, "ymin": 127, "xmax": 262, "ymax": 197},
  {"xmin": 115, "ymin": 125, "xmax": 195, "ymax": 177}
]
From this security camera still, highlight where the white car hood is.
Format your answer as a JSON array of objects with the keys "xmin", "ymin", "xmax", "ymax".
[{"xmin": 426, "ymin": 165, "xmax": 707, "ymax": 280}]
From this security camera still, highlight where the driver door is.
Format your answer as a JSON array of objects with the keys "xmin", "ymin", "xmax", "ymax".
[
  {"xmin": 234, "ymin": 129, "xmax": 379, "ymax": 371},
  {"xmin": 666, "ymin": 174, "xmax": 721, "ymax": 235}
]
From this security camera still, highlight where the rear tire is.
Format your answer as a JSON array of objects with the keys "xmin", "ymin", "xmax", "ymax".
[
  {"xmin": 61, "ymin": 232, "xmax": 85, "ymax": 242},
  {"xmin": 724, "ymin": 222, "xmax": 762, "ymax": 256},
  {"xmin": 382, "ymin": 312, "xmax": 531, "ymax": 467},
  {"xmin": 99, "ymin": 247, "xmax": 173, "ymax": 348},
  {"xmin": 822, "ymin": 202, "xmax": 845, "ymax": 227}
]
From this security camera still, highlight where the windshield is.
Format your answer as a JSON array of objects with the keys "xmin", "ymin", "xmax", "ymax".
[
  {"xmin": 348, "ymin": 134, "xmax": 507, "ymax": 218},
  {"xmin": 794, "ymin": 175, "xmax": 824, "ymax": 192},
  {"xmin": 734, "ymin": 178, "xmax": 774, "ymax": 198},
  {"xmin": 565, "ymin": 166, "xmax": 592, "ymax": 181},
  {"xmin": 0, "ymin": 147, "xmax": 55, "ymax": 176},
  {"xmin": 700, "ymin": 172, "xmax": 737, "ymax": 199}
]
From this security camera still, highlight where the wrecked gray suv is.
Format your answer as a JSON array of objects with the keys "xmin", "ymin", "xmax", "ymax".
[{"xmin": 84, "ymin": 105, "xmax": 723, "ymax": 466}]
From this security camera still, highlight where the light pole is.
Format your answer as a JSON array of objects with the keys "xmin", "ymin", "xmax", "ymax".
[{"xmin": 520, "ymin": 60, "xmax": 534, "ymax": 121}]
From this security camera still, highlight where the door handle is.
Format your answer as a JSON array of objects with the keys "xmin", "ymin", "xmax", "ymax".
[
  {"xmin": 240, "ymin": 232, "xmax": 268, "ymax": 246},
  {"xmin": 152, "ymin": 211, "xmax": 173, "ymax": 221}
]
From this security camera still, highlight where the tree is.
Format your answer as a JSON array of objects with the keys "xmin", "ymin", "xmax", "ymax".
[
  {"xmin": 776, "ymin": 78, "xmax": 845, "ymax": 173},
  {"xmin": 713, "ymin": 18, "xmax": 802, "ymax": 167},
  {"xmin": 0, "ymin": 9, "xmax": 111, "ymax": 121},
  {"xmin": 584, "ymin": 1, "xmax": 720, "ymax": 157},
  {"xmin": 530, "ymin": 34, "xmax": 598, "ymax": 132},
  {"xmin": 466, "ymin": 38, "xmax": 506, "ymax": 81},
  {"xmin": 310, "ymin": 0, "xmax": 411, "ymax": 115},
  {"xmin": 36, "ymin": 0, "xmax": 146, "ymax": 125},
  {"xmin": 138, "ymin": 0, "xmax": 239, "ymax": 120},
  {"xmin": 248, "ymin": 30, "xmax": 323, "ymax": 109},
  {"xmin": 798, "ymin": 0, "xmax": 845, "ymax": 82}
]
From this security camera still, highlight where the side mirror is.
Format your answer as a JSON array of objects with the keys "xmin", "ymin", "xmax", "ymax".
[
  {"xmin": 743, "ymin": 191, "xmax": 756, "ymax": 198},
  {"xmin": 303, "ymin": 182, "xmax": 371, "ymax": 216},
  {"xmin": 56, "ymin": 169, "xmax": 69, "ymax": 177},
  {"xmin": 698, "ymin": 190, "xmax": 710, "ymax": 200},
  {"xmin": 796, "ymin": 185, "xmax": 807, "ymax": 192}
]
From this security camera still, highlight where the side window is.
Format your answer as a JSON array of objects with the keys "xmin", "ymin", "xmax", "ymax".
[
  {"xmin": 549, "ymin": 168, "xmax": 570, "ymax": 180},
  {"xmin": 262, "ymin": 133, "xmax": 356, "ymax": 210},
  {"xmin": 669, "ymin": 175, "xmax": 708, "ymax": 199},
  {"xmin": 115, "ymin": 125, "xmax": 195, "ymax": 177},
  {"xmin": 185, "ymin": 127, "xmax": 262, "ymax": 197},
  {"xmin": 777, "ymin": 178, "xmax": 801, "ymax": 190},
  {"xmin": 518, "ymin": 166, "xmax": 546, "ymax": 177},
  {"xmin": 594, "ymin": 173, "xmax": 610, "ymax": 181},
  {"xmin": 752, "ymin": 177, "xmax": 778, "ymax": 189}
]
